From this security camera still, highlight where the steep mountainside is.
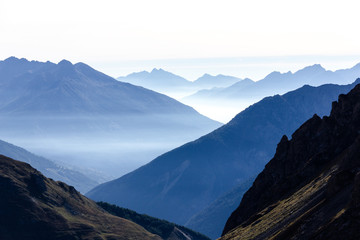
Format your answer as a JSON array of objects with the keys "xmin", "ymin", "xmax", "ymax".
[
  {"xmin": 183, "ymin": 63, "xmax": 360, "ymax": 122},
  {"xmin": 98, "ymin": 202, "xmax": 210, "ymax": 240},
  {"xmin": 222, "ymin": 83, "xmax": 360, "ymax": 240},
  {"xmin": 87, "ymin": 80, "xmax": 360, "ymax": 226},
  {"xmin": 0, "ymin": 155, "xmax": 160, "ymax": 240},
  {"xmin": 0, "ymin": 57, "xmax": 220, "ymax": 180},
  {"xmin": 0, "ymin": 139, "xmax": 97, "ymax": 193},
  {"xmin": 185, "ymin": 177, "xmax": 255, "ymax": 239}
]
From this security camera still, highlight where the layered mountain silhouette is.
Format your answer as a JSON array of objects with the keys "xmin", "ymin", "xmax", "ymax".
[
  {"xmin": 0, "ymin": 57, "xmax": 220, "ymax": 180},
  {"xmin": 118, "ymin": 69, "xmax": 243, "ymax": 99},
  {"xmin": 183, "ymin": 63, "xmax": 360, "ymax": 122},
  {"xmin": 87, "ymin": 79, "xmax": 360, "ymax": 229},
  {"xmin": 221, "ymin": 83, "xmax": 360, "ymax": 240},
  {"xmin": 0, "ymin": 155, "xmax": 161, "ymax": 240},
  {"xmin": 0, "ymin": 139, "xmax": 97, "ymax": 193}
]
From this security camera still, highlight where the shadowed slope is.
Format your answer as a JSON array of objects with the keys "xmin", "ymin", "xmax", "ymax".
[
  {"xmin": 87, "ymin": 80, "xmax": 360, "ymax": 225},
  {"xmin": 222, "ymin": 83, "xmax": 360, "ymax": 240}
]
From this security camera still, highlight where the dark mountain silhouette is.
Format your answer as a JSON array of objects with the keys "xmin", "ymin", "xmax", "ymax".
[
  {"xmin": 0, "ymin": 139, "xmax": 97, "ymax": 193},
  {"xmin": 185, "ymin": 177, "xmax": 255, "ymax": 239},
  {"xmin": 87, "ymin": 79, "xmax": 360, "ymax": 226},
  {"xmin": 97, "ymin": 202, "xmax": 210, "ymax": 240},
  {"xmin": 0, "ymin": 57, "xmax": 221, "ymax": 180},
  {"xmin": 0, "ymin": 155, "xmax": 161, "ymax": 240},
  {"xmin": 221, "ymin": 83, "xmax": 360, "ymax": 240}
]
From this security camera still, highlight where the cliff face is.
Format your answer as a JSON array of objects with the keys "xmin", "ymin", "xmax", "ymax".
[
  {"xmin": 221, "ymin": 84, "xmax": 360, "ymax": 240},
  {"xmin": 0, "ymin": 155, "xmax": 160, "ymax": 240}
]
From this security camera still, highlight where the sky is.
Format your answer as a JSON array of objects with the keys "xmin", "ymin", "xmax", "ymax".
[{"xmin": 1, "ymin": 0, "xmax": 360, "ymax": 80}]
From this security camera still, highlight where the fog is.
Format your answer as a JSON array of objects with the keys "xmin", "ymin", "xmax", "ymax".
[{"xmin": 0, "ymin": 113, "xmax": 221, "ymax": 183}]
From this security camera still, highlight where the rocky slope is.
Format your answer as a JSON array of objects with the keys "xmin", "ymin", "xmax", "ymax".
[
  {"xmin": 87, "ymin": 80, "xmax": 360, "ymax": 226},
  {"xmin": 0, "ymin": 155, "xmax": 160, "ymax": 240},
  {"xmin": 221, "ymin": 83, "xmax": 360, "ymax": 239}
]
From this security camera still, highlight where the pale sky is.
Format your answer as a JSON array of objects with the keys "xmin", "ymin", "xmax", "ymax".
[{"xmin": 1, "ymin": 0, "xmax": 360, "ymax": 80}]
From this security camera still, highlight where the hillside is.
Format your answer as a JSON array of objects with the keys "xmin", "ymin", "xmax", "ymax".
[
  {"xmin": 98, "ymin": 202, "xmax": 210, "ymax": 240},
  {"xmin": 86, "ymin": 80, "xmax": 360, "ymax": 226},
  {"xmin": 0, "ymin": 155, "xmax": 160, "ymax": 240},
  {"xmin": 0, "ymin": 57, "xmax": 220, "ymax": 180},
  {"xmin": 221, "ymin": 83, "xmax": 360, "ymax": 239}
]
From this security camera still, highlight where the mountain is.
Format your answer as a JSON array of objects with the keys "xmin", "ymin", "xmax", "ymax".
[
  {"xmin": 185, "ymin": 177, "xmax": 255, "ymax": 239},
  {"xmin": 118, "ymin": 70, "xmax": 244, "ymax": 99},
  {"xmin": 192, "ymin": 74, "xmax": 243, "ymax": 89},
  {"xmin": 0, "ymin": 155, "xmax": 160, "ymax": 240},
  {"xmin": 97, "ymin": 202, "xmax": 210, "ymax": 240},
  {"xmin": 0, "ymin": 139, "xmax": 97, "ymax": 193},
  {"xmin": 221, "ymin": 83, "xmax": 360, "ymax": 240},
  {"xmin": 118, "ymin": 68, "xmax": 192, "ymax": 98},
  {"xmin": 86, "ymin": 79, "xmax": 360, "ymax": 227},
  {"xmin": 190, "ymin": 78, "xmax": 254, "ymax": 99},
  {"xmin": 0, "ymin": 57, "xmax": 221, "ymax": 180},
  {"xmin": 183, "ymin": 63, "xmax": 360, "ymax": 122}
]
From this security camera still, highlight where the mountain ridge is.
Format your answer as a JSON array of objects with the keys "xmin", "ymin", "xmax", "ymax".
[
  {"xmin": 221, "ymin": 82, "xmax": 360, "ymax": 240},
  {"xmin": 86, "ymin": 79, "xmax": 360, "ymax": 227}
]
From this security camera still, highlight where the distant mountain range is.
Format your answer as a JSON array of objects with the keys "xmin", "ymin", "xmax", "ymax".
[
  {"xmin": 183, "ymin": 63, "xmax": 360, "ymax": 122},
  {"xmin": 0, "ymin": 57, "xmax": 221, "ymax": 181},
  {"xmin": 118, "ymin": 69, "xmax": 242, "ymax": 99},
  {"xmin": 0, "ymin": 139, "xmax": 97, "ymax": 193},
  {"xmin": 87, "ymin": 79, "xmax": 360, "ymax": 235},
  {"xmin": 221, "ymin": 82, "xmax": 360, "ymax": 240}
]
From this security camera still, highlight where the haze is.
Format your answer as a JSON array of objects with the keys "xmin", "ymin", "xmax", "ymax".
[{"xmin": 1, "ymin": 0, "xmax": 360, "ymax": 79}]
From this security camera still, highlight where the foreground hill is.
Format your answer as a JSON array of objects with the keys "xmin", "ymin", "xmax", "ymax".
[
  {"xmin": 0, "ymin": 57, "xmax": 220, "ymax": 180},
  {"xmin": 222, "ymin": 84, "xmax": 360, "ymax": 239},
  {"xmin": 87, "ymin": 80, "xmax": 360, "ymax": 227},
  {"xmin": 0, "ymin": 155, "xmax": 160, "ymax": 240},
  {"xmin": 0, "ymin": 139, "xmax": 97, "ymax": 193}
]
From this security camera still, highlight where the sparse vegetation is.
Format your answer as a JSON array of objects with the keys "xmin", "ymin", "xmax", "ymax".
[{"xmin": 97, "ymin": 201, "xmax": 211, "ymax": 240}]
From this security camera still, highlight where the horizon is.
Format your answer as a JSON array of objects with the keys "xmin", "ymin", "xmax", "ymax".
[
  {"xmin": 3, "ymin": 55, "xmax": 360, "ymax": 82},
  {"xmin": 2, "ymin": 0, "xmax": 360, "ymax": 80}
]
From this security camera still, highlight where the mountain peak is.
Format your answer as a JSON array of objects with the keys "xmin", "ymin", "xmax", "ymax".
[
  {"xmin": 58, "ymin": 59, "xmax": 73, "ymax": 66},
  {"xmin": 4, "ymin": 56, "xmax": 29, "ymax": 64},
  {"xmin": 296, "ymin": 63, "xmax": 326, "ymax": 74},
  {"xmin": 150, "ymin": 68, "xmax": 166, "ymax": 73}
]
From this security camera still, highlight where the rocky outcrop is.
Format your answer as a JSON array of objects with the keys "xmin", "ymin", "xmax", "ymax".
[{"xmin": 222, "ymin": 83, "xmax": 360, "ymax": 239}]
